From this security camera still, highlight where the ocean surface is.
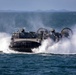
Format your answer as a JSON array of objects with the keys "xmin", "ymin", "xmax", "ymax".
[{"xmin": 0, "ymin": 12, "xmax": 76, "ymax": 75}]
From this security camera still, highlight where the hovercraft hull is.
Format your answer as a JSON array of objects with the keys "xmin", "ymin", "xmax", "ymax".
[
  {"xmin": 9, "ymin": 27, "xmax": 73, "ymax": 52},
  {"xmin": 9, "ymin": 41, "xmax": 41, "ymax": 52}
]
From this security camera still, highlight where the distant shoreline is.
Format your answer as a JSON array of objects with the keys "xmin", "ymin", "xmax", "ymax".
[
  {"xmin": 0, "ymin": 9, "xmax": 76, "ymax": 13},
  {"xmin": 0, "ymin": 11, "xmax": 76, "ymax": 13}
]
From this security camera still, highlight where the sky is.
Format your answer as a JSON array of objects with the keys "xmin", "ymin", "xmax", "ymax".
[{"xmin": 0, "ymin": 0, "xmax": 76, "ymax": 11}]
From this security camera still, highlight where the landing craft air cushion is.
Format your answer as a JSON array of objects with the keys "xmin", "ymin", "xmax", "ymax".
[{"xmin": 9, "ymin": 27, "xmax": 73, "ymax": 52}]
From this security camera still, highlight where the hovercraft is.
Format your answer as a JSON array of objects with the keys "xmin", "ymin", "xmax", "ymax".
[{"xmin": 9, "ymin": 27, "xmax": 73, "ymax": 52}]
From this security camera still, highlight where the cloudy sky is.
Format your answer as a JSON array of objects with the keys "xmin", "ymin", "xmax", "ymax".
[{"xmin": 0, "ymin": 0, "xmax": 76, "ymax": 11}]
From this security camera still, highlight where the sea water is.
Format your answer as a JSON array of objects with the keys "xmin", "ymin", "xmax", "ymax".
[{"xmin": 0, "ymin": 12, "xmax": 76, "ymax": 75}]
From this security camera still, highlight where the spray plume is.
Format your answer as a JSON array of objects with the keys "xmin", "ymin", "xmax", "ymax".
[{"xmin": 32, "ymin": 26, "xmax": 76, "ymax": 54}]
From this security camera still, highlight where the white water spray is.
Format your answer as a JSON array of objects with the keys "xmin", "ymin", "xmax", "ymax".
[
  {"xmin": 0, "ymin": 33, "xmax": 10, "ymax": 53},
  {"xmin": 32, "ymin": 27, "xmax": 76, "ymax": 54},
  {"xmin": 0, "ymin": 33, "xmax": 18, "ymax": 53}
]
